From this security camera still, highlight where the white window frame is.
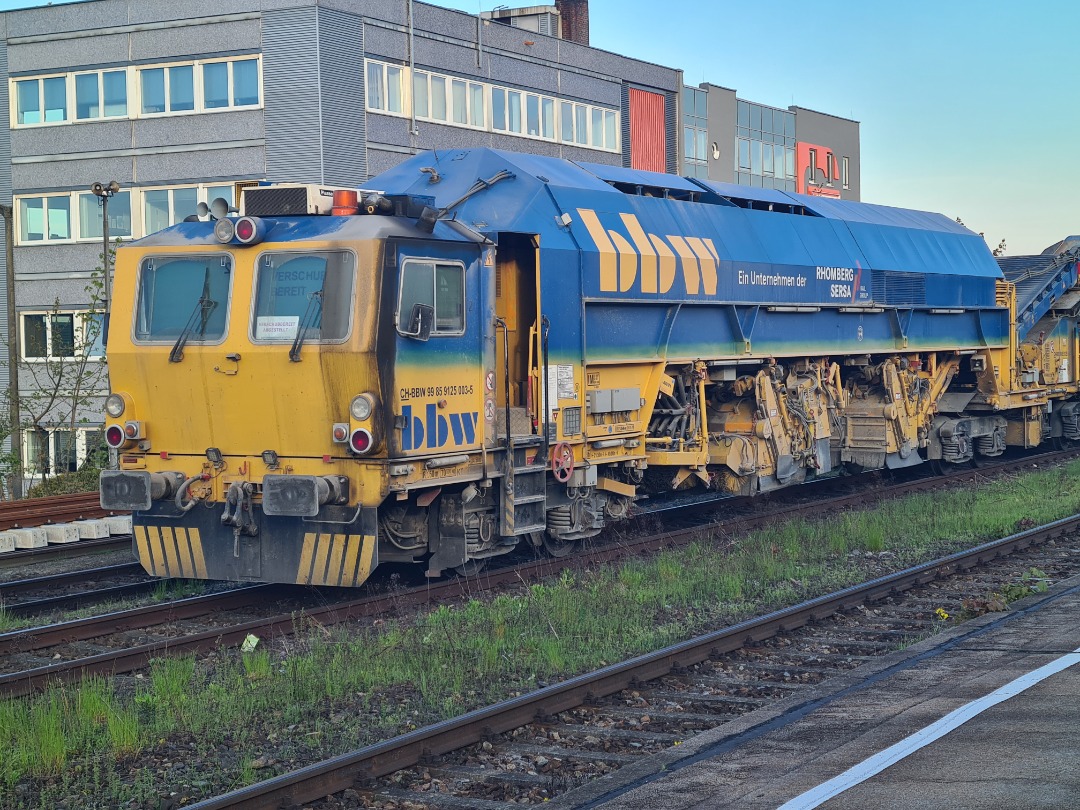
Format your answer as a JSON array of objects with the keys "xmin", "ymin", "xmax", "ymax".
[
  {"xmin": 9, "ymin": 56, "xmax": 262, "ymax": 129},
  {"xmin": 16, "ymin": 194, "xmax": 74, "ymax": 244},
  {"xmin": 14, "ymin": 182, "xmax": 246, "ymax": 246},
  {"xmin": 364, "ymin": 59, "xmax": 619, "ymax": 152},
  {"xmin": 75, "ymin": 189, "xmax": 134, "ymax": 243},
  {"xmin": 72, "ymin": 68, "xmax": 129, "ymax": 121},
  {"xmin": 23, "ymin": 426, "xmax": 106, "ymax": 474},
  {"xmin": 11, "ymin": 72, "xmax": 69, "ymax": 126},
  {"xmin": 20, "ymin": 309, "xmax": 105, "ymax": 362},
  {"xmin": 199, "ymin": 57, "xmax": 262, "ymax": 111},
  {"xmin": 140, "ymin": 183, "xmax": 237, "ymax": 236}
]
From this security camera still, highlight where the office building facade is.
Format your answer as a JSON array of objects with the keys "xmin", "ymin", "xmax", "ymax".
[{"xmin": 0, "ymin": 0, "xmax": 857, "ymax": 480}]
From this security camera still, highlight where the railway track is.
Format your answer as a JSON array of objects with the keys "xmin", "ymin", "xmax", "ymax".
[
  {"xmin": 0, "ymin": 491, "xmax": 112, "ymax": 530},
  {"xmin": 185, "ymin": 513, "xmax": 1080, "ymax": 810},
  {"xmin": 0, "ymin": 535, "xmax": 132, "ymax": 570},
  {"xmin": 0, "ymin": 561, "xmax": 154, "ymax": 618},
  {"xmin": 0, "ymin": 491, "xmax": 132, "ymax": 571},
  {"xmin": 2, "ymin": 450, "xmax": 1073, "ymax": 702}
]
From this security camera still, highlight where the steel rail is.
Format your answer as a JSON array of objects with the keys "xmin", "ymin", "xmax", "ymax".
[
  {"xmin": 4, "ymin": 448, "xmax": 1076, "ymax": 698},
  {"xmin": 0, "ymin": 585, "xmax": 273, "ymax": 690},
  {"xmin": 0, "ymin": 562, "xmax": 144, "ymax": 596},
  {"xmin": 0, "ymin": 536, "xmax": 131, "ymax": 570},
  {"xmin": 3, "ymin": 580, "xmax": 164, "ymax": 618},
  {"xmin": 186, "ymin": 511, "xmax": 1080, "ymax": 809},
  {"xmin": 0, "ymin": 491, "xmax": 118, "ymax": 529}
]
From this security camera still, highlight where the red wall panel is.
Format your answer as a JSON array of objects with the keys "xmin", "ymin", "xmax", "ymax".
[{"xmin": 628, "ymin": 88, "xmax": 666, "ymax": 173}]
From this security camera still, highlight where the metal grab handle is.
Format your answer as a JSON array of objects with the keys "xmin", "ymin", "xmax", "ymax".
[
  {"xmin": 541, "ymin": 314, "xmax": 551, "ymax": 457},
  {"xmin": 494, "ymin": 317, "xmax": 511, "ymax": 448}
]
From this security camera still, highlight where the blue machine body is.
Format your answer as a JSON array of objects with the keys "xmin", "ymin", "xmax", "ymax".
[{"xmin": 371, "ymin": 148, "xmax": 1010, "ymax": 362}]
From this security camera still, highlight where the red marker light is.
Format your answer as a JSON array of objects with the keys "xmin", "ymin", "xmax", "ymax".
[
  {"xmin": 235, "ymin": 218, "xmax": 255, "ymax": 242},
  {"xmin": 106, "ymin": 425, "xmax": 125, "ymax": 448},
  {"xmin": 350, "ymin": 429, "xmax": 372, "ymax": 454}
]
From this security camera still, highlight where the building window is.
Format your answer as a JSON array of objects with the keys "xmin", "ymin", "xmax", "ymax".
[
  {"xmin": 842, "ymin": 156, "xmax": 850, "ymax": 189},
  {"xmin": 17, "ymin": 196, "xmax": 71, "ymax": 243},
  {"xmin": 13, "ymin": 183, "xmax": 242, "ymax": 246},
  {"xmin": 139, "ymin": 65, "xmax": 196, "ymax": 114},
  {"xmin": 809, "ymin": 148, "xmax": 818, "ymax": 183},
  {"xmin": 74, "ymin": 70, "xmax": 128, "ymax": 120},
  {"xmin": 23, "ymin": 427, "xmax": 106, "ymax": 474},
  {"xmin": 142, "ymin": 184, "xmax": 235, "ymax": 235},
  {"xmin": 15, "ymin": 75, "xmax": 67, "ymax": 124},
  {"xmin": 202, "ymin": 58, "xmax": 259, "ymax": 109},
  {"xmin": 733, "ymin": 99, "xmax": 796, "ymax": 192},
  {"xmin": 78, "ymin": 191, "xmax": 132, "ymax": 240},
  {"xmin": 365, "ymin": 60, "xmax": 617, "ymax": 152},
  {"xmin": 11, "ymin": 57, "xmax": 261, "ymax": 128},
  {"xmin": 737, "ymin": 138, "xmax": 750, "ymax": 171},
  {"xmin": 559, "ymin": 100, "xmax": 591, "ymax": 146},
  {"xmin": 21, "ymin": 310, "xmax": 104, "ymax": 360},
  {"xmin": 683, "ymin": 86, "xmax": 709, "ymax": 178}
]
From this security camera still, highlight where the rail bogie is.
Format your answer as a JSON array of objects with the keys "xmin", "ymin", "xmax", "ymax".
[{"xmin": 100, "ymin": 150, "xmax": 1080, "ymax": 586}]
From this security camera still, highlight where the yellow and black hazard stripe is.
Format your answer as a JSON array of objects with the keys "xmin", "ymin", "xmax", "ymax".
[
  {"xmin": 134, "ymin": 525, "xmax": 208, "ymax": 579},
  {"xmin": 296, "ymin": 532, "xmax": 377, "ymax": 587}
]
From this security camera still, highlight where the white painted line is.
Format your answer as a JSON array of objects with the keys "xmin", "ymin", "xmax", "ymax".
[{"xmin": 778, "ymin": 645, "xmax": 1080, "ymax": 810}]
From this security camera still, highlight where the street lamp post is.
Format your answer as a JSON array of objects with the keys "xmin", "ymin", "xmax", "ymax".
[
  {"xmin": 90, "ymin": 181, "xmax": 120, "ymax": 312},
  {"xmin": 91, "ymin": 182, "xmax": 120, "ymax": 474}
]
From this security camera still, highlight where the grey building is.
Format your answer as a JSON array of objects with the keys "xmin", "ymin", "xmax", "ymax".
[
  {"xmin": 0, "ymin": 0, "xmax": 682, "ymax": 479},
  {"xmin": 0, "ymin": 0, "xmax": 857, "ymax": 481},
  {"xmin": 681, "ymin": 83, "xmax": 860, "ymax": 200}
]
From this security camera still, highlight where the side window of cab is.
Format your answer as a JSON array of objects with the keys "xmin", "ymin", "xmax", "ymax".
[{"xmin": 396, "ymin": 258, "xmax": 465, "ymax": 338}]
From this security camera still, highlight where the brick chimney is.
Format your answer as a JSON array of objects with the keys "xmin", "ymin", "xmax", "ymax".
[{"xmin": 555, "ymin": 0, "xmax": 590, "ymax": 46}]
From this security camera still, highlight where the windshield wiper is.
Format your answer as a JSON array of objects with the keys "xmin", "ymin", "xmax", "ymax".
[
  {"xmin": 169, "ymin": 295, "xmax": 219, "ymax": 363},
  {"xmin": 289, "ymin": 290, "xmax": 323, "ymax": 362}
]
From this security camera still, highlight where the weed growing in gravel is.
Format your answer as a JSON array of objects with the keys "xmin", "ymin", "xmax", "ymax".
[{"xmin": 5, "ymin": 459, "xmax": 1080, "ymax": 807}]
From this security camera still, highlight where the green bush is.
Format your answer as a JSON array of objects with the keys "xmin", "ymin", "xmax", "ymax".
[{"xmin": 27, "ymin": 464, "xmax": 101, "ymax": 497}]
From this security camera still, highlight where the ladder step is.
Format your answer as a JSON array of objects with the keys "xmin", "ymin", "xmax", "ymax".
[{"xmin": 513, "ymin": 494, "xmax": 546, "ymax": 505}]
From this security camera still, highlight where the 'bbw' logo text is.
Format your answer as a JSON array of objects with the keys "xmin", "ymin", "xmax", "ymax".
[{"xmin": 401, "ymin": 404, "xmax": 479, "ymax": 451}]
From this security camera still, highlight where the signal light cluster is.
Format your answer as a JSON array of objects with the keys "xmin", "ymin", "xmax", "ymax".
[{"xmin": 214, "ymin": 216, "xmax": 266, "ymax": 246}]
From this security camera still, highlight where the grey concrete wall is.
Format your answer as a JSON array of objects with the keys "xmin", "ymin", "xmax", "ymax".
[{"xmin": 705, "ymin": 83, "xmax": 737, "ymax": 183}]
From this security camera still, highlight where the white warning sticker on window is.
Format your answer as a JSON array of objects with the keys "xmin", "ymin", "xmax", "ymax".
[{"xmin": 256, "ymin": 315, "xmax": 299, "ymax": 340}]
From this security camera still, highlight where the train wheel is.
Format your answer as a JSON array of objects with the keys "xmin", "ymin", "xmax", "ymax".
[
  {"xmin": 453, "ymin": 558, "xmax": 488, "ymax": 577},
  {"xmin": 542, "ymin": 533, "xmax": 578, "ymax": 558}
]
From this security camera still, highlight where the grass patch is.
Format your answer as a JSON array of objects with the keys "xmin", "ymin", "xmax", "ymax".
[{"xmin": 4, "ymin": 460, "xmax": 1080, "ymax": 806}]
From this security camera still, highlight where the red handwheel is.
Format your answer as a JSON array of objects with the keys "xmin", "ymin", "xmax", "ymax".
[{"xmin": 551, "ymin": 441, "xmax": 574, "ymax": 482}]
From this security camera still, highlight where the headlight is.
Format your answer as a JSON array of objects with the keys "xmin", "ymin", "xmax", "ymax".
[
  {"xmin": 105, "ymin": 394, "xmax": 126, "ymax": 418},
  {"xmin": 350, "ymin": 393, "xmax": 375, "ymax": 421},
  {"xmin": 214, "ymin": 218, "xmax": 235, "ymax": 243}
]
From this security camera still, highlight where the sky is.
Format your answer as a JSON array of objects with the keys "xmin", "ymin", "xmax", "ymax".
[
  {"xmin": 428, "ymin": 0, "xmax": 1079, "ymax": 256},
  {"xmin": 0, "ymin": 0, "xmax": 1074, "ymax": 255}
]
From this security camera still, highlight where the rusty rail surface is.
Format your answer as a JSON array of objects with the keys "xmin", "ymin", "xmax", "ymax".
[{"xmin": 0, "ymin": 491, "xmax": 119, "ymax": 530}]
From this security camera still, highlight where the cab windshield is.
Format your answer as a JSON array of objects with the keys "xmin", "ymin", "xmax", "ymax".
[
  {"xmin": 251, "ymin": 251, "xmax": 355, "ymax": 342},
  {"xmin": 135, "ymin": 255, "xmax": 231, "ymax": 341}
]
